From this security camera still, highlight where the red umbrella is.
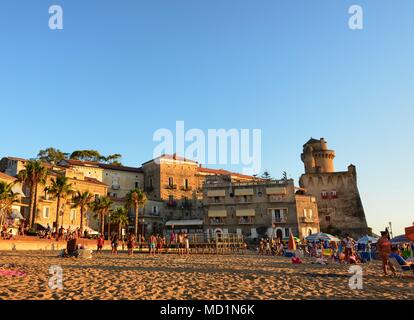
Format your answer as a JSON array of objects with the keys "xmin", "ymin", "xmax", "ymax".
[{"xmin": 288, "ymin": 233, "xmax": 296, "ymax": 251}]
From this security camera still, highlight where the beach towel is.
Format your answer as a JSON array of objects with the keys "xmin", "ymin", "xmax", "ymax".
[{"xmin": 0, "ymin": 269, "xmax": 26, "ymax": 277}]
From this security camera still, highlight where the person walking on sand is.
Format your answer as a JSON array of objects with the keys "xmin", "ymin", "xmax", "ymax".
[
  {"xmin": 342, "ymin": 234, "xmax": 355, "ymax": 262},
  {"xmin": 377, "ymin": 231, "xmax": 396, "ymax": 276},
  {"xmin": 149, "ymin": 234, "xmax": 156, "ymax": 255},
  {"xmin": 127, "ymin": 233, "xmax": 135, "ymax": 256},
  {"xmin": 97, "ymin": 234, "xmax": 104, "ymax": 253},
  {"xmin": 111, "ymin": 234, "xmax": 119, "ymax": 255},
  {"xmin": 177, "ymin": 231, "xmax": 184, "ymax": 255},
  {"xmin": 184, "ymin": 233, "xmax": 190, "ymax": 255}
]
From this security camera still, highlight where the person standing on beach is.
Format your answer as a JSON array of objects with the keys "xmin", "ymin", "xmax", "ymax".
[
  {"xmin": 97, "ymin": 234, "xmax": 104, "ymax": 253},
  {"xmin": 184, "ymin": 233, "xmax": 190, "ymax": 255},
  {"xmin": 127, "ymin": 233, "xmax": 135, "ymax": 256},
  {"xmin": 149, "ymin": 234, "xmax": 156, "ymax": 255},
  {"xmin": 177, "ymin": 231, "xmax": 184, "ymax": 255},
  {"xmin": 342, "ymin": 234, "xmax": 355, "ymax": 262},
  {"xmin": 377, "ymin": 231, "xmax": 396, "ymax": 276},
  {"xmin": 111, "ymin": 234, "xmax": 119, "ymax": 255}
]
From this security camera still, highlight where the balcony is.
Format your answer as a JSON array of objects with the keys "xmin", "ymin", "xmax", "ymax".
[
  {"xmin": 268, "ymin": 195, "xmax": 285, "ymax": 202},
  {"xmin": 165, "ymin": 184, "xmax": 177, "ymax": 190},
  {"xmin": 180, "ymin": 186, "xmax": 193, "ymax": 191},
  {"xmin": 238, "ymin": 217, "xmax": 254, "ymax": 225},
  {"xmin": 234, "ymin": 197, "xmax": 253, "ymax": 204},
  {"xmin": 272, "ymin": 217, "xmax": 287, "ymax": 224},
  {"xmin": 300, "ymin": 216, "xmax": 319, "ymax": 223},
  {"xmin": 111, "ymin": 184, "xmax": 120, "ymax": 190},
  {"xmin": 209, "ymin": 218, "xmax": 225, "ymax": 225}
]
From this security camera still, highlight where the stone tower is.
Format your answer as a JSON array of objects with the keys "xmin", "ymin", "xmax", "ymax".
[{"xmin": 299, "ymin": 138, "xmax": 371, "ymax": 238}]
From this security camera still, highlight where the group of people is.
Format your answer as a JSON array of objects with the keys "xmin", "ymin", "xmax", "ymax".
[
  {"xmin": 95, "ymin": 230, "xmax": 192, "ymax": 256},
  {"xmin": 258, "ymin": 238, "xmax": 285, "ymax": 256}
]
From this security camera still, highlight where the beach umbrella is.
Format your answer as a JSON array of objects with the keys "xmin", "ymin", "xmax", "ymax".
[
  {"xmin": 357, "ymin": 235, "xmax": 378, "ymax": 244},
  {"xmin": 391, "ymin": 234, "xmax": 411, "ymax": 244},
  {"xmin": 305, "ymin": 232, "xmax": 340, "ymax": 243},
  {"xmin": 288, "ymin": 234, "xmax": 296, "ymax": 251}
]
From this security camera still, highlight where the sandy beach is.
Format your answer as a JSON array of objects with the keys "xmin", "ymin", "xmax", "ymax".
[{"xmin": 0, "ymin": 250, "xmax": 413, "ymax": 300}]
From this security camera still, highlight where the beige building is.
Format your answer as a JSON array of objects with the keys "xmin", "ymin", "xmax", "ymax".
[
  {"xmin": 299, "ymin": 138, "xmax": 371, "ymax": 238},
  {"xmin": 203, "ymin": 175, "xmax": 320, "ymax": 240}
]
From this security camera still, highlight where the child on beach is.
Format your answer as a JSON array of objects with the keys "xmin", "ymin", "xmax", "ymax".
[{"xmin": 97, "ymin": 235, "xmax": 104, "ymax": 253}]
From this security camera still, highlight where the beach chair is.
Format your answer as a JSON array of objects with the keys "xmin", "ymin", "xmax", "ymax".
[
  {"xmin": 389, "ymin": 257, "xmax": 414, "ymax": 276},
  {"xmin": 321, "ymin": 249, "xmax": 333, "ymax": 263}
]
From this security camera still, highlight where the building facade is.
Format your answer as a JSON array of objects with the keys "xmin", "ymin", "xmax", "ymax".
[
  {"xmin": 203, "ymin": 175, "xmax": 320, "ymax": 240},
  {"xmin": 299, "ymin": 138, "xmax": 371, "ymax": 238}
]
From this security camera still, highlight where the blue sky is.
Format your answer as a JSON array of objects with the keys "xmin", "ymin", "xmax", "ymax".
[{"xmin": 0, "ymin": 0, "xmax": 413, "ymax": 236}]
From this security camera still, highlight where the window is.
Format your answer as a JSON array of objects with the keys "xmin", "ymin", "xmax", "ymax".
[
  {"xmin": 284, "ymin": 228, "xmax": 290, "ymax": 237},
  {"xmin": 304, "ymin": 209, "xmax": 313, "ymax": 218},
  {"xmin": 331, "ymin": 190, "xmax": 337, "ymax": 199},
  {"xmin": 152, "ymin": 206, "xmax": 158, "ymax": 215},
  {"xmin": 321, "ymin": 191, "xmax": 328, "ymax": 199},
  {"xmin": 70, "ymin": 209, "xmax": 76, "ymax": 221},
  {"xmin": 43, "ymin": 207, "xmax": 50, "ymax": 218},
  {"xmin": 325, "ymin": 215, "xmax": 331, "ymax": 222},
  {"xmin": 135, "ymin": 181, "xmax": 139, "ymax": 189},
  {"xmin": 270, "ymin": 208, "xmax": 287, "ymax": 221},
  {"xmin": 214, "ymin": 196, "xmax": 220, "ymax": 203},
  {"xmin": 149, "ymin": 178, "xmax": 153, "ymax": 188},
  {"xmin": 169, "ymin": 195, "xmax": 174, "ymax": 202},
  {"xmin": 184, "ymin": 179, "xmax": 189, "ymax": 189},
  {"xmin": 168, "ymin": 177, "xmax": 174, "ymax": 186}
]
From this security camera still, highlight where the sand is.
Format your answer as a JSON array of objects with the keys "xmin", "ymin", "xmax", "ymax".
[{"xmin": 0, "ymin": 251, "xmax": 413, "ymax": 300}]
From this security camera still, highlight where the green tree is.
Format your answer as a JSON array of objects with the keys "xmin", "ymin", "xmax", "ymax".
[
  {"xmin": 71, "ymin": 190, "xmax": 94, "ymax": 236},
  {"xmin": 261, "ymin": 170, "xmax": 272, "ymax": 180},
  {"xmin": 46, "ymin": 176, "xmax": 73, "ymax": 233},
  {"xmin": 89, "ymin": 196, "xmax": 113, "ymax": 236},
  {"xmin": 17, "ymin": 160, "xmax": 48, "ymax": 228},
  {"xmin": 70, "ymin": 150, "xmax": 102, "ymax": 162},
  {"xmin": 111, "ymin": 207, "xmax": 129, "ymax": 236},
  {"xmin": 37, "ymin": 148, "xmax": 68, "ymax": 164},
  {"xmin": 0, "ymin": 181, "xmax": 18, "ymax": 226},
  {"xmin": 125, "ymin": 188, "xmax": 147, "ymax": 237}
]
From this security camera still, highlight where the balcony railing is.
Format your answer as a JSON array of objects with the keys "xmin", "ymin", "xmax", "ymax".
[
  {"xmin": 272, "ymin": 217, "xmax": 287, "ymax": 224},
  {"xmin": 268, "ymin": 195, "xmax": 286, "ymax": 202},
  {"xmin": 209, "ymin": 219, "xmax": 225, "ymax": 225},
  {"xmin": 165, "ymin": 200, "xmax": 177, "ymax": 207},
  {"xmin": 165, "ymin": 184, "xmax": 177, "ymax": 190},
  {"xmin": 180, "ymin": 186, "xmax": 192, "ymax": 191},
  {"xmin": 300, "ymin": 216, "xmax": 318, "ymax": 223},
  {"xmin": 238, "ymin": 217, "xmax": 254, "ymax": 224},
  {"xmin": 111, "ymin": 184, "xmax": 120, "ymax": 190}
]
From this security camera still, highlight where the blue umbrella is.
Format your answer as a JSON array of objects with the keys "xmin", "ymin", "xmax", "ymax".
[
  {"xmin": 305, "ymin": 232, "xmax": 340, "ymax": 242},
  {"xmin": 357, "ymin": 235, "xmax": 378, "ymax": 244},
  {"xmin": 390, "ymin": 234, "xmax": 411, "ymax": 244}
]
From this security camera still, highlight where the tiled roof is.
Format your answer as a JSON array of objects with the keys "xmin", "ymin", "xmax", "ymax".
[
  {"xmin": 84, "ymin": 177, "xmax": 108, "ymax": 186},
  {"xmin": 0, "ymin": 172, "xmax": 16, "ymax": 181},
  {"xmin": 62, "ymin": 159, "xmax": 142, "ymax": 173},
  {"xmin": 197, "ymin": 167, "xmax": 256, "ymax": 180},
  {"xmin": 142, "ymin": 154, "xmax": 198, "ymax": 166}
]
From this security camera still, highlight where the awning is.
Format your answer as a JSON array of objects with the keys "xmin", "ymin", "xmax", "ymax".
[
  {"xmin": 207, "ymin": 190, "xmax": 226, "ymax": 197},
  {"xmin": 208, "ymin": 210, "xmax": 227, "ymax": 217},
  {"xmin": 11, "ymin": 184, "xmax": 26, "ymax": 197},
  {"xmin": 234, "ymin": 189, "xmax": 254, "ymax": 196},
  {"xmin": 266, "ymin": 187, "xmax": 286, "ymax": 195},
  {"xmin": 10, "ymin": 210, "xmax": 24, "ymax": 220},
  {"xmin": 165, "ymin": 219, "xmax": 203, "ymax": 227},
  {"xmin": 236, "ymin": 209, "xmax": 255, "ymax": 217}
]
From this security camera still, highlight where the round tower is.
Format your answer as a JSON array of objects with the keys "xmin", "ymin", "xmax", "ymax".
[
  {"xmin": 313, "ymin": 149, "xmax": 335, "ymax": 173},
  {"xmin": 301, "ymin": 145, "xmax": 316, "ymax": 173}
]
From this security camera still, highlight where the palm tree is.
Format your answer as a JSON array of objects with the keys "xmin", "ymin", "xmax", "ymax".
[
  {"xmin": 71, "ymin": 190, "xmax": 94, "ymax": 236},
  {"xmin": 0, "ymin": 181, "xmax": 18, "ymax": 226},
  {"xmin": 125, "ymin": 188, "xmax": 147, "ymax": 238},
  {"xmin": 47, "ymin": 175, "xmax": 73, "ymax": 233},
  {"xmin": 89, "ymin": 196, "xmax": 113, "ymax": 236},
  {"xmin": 17, "ymin": 160, "xmax": 48, "ymax": 228},
  {"xmin": 110, "ymin": 207, "xmax": 129, "ymax": 237}
]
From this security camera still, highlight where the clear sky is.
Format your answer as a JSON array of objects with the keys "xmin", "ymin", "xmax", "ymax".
[{"xmin": 1, "ymin": 0, "xmax": 413, "ymax": 236}]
